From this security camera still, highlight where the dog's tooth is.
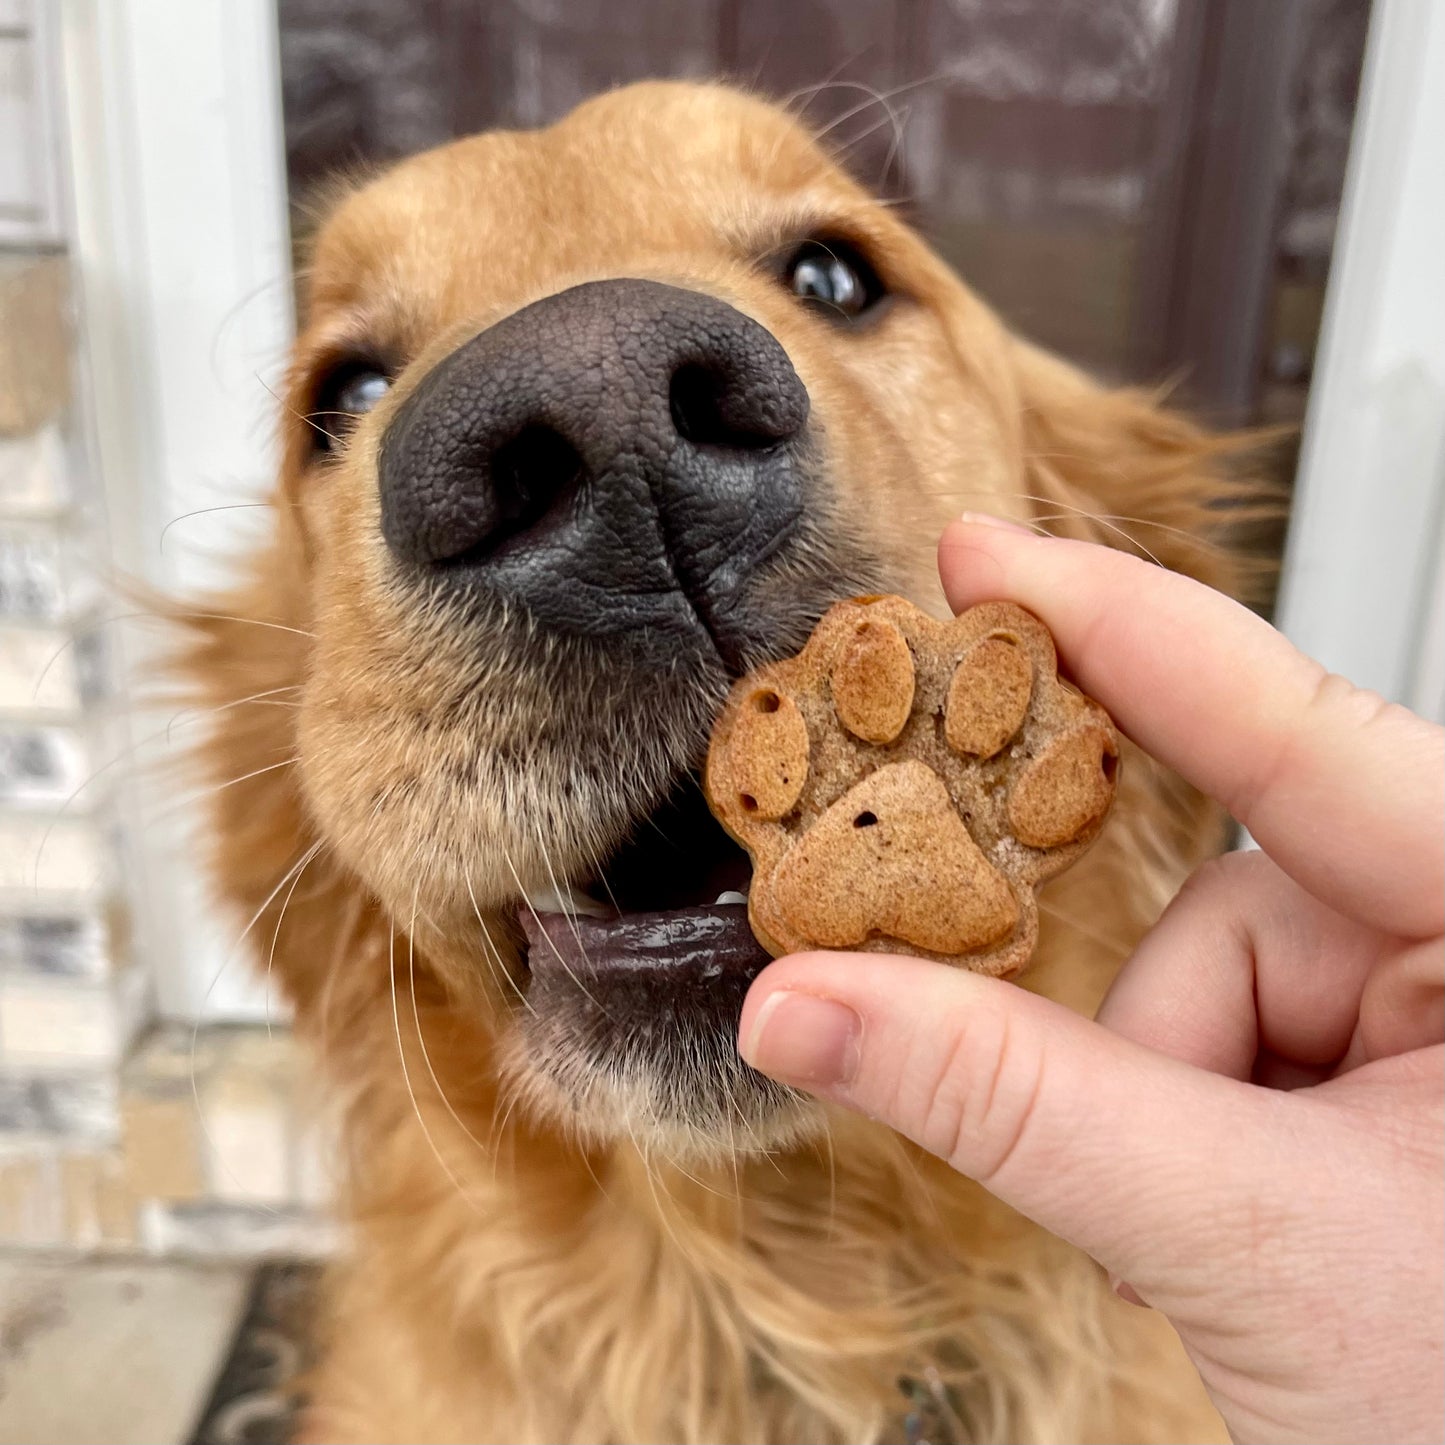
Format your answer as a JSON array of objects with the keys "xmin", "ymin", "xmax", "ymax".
[
  {"xmin": 714, "ymin": 890, "xmax": 748, "ymax": 906},
  {"xmin": 528, "ymin": 883, "xmax": 611, "ymax": 918},
  {"xmin": 527, "ymin": 885, "xmax": 567, "ymax": 915}
]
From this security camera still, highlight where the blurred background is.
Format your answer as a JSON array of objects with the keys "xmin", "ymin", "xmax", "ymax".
[{"xmin": 0, "ymin": 2, "xmax": 1440, "ymax": 1441}]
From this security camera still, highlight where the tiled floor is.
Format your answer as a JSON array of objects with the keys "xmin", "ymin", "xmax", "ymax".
[{"xmin": 0, "ymin": 1256, "xmax": 312, "ymax": 1445}]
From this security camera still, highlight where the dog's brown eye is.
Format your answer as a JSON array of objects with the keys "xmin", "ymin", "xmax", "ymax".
[
  {"xmin": 311, "ymin": 362, "xmax": 393, "ymax": 451},
  {"xmin": 784, "ymin": 240, "xmax": 884, "ymax": 319}
]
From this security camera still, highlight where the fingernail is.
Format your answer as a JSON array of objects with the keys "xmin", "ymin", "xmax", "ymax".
[
  {"xmin": 741, "ymin": 991, "xmax": 862, "ymax": 1087},
  {"xmin": 957, "ymin": 510, "xmax": 1035, "ymax": 535}
]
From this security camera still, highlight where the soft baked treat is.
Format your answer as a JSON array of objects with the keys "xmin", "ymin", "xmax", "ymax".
[{"xmin": 704, "ymin": 596, "xmax": 1120, "ymax": 977}]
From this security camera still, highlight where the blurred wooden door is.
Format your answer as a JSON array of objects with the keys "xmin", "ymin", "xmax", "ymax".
[{"xmin": 277, "ymin": 0, "xmax": 1371, "ymax": 435}]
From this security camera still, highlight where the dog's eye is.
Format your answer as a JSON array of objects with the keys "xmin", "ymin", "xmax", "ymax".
[
  {"xmin": 783, "ymin": 240, "xmax": 885, "ymax": 318},
  {"xmin": 311, "ymin": 362, "xmax": 393, "ymax": 451}
]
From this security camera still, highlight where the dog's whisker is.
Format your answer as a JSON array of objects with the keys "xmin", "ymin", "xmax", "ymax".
[
  {"xmin": 488, "ymin": 1073, "xmax": 528, "ymax": 1193},
  {"xmin": 188, "ymin": 843, "xmax": 325, "ymax": 1219},
  {"xmin": 661, "ymin": 1149, "xmax": 734, "ymax": 1203},
  {"xmin": 1036, "ymin": 894, "xmax": 1133, "ymax": 960},
  {"xmin": 778, "ymin": 71, "xmax": 879, "ymax": 116},
  {"xmin": 165, "ymin": 685, "xmax": 304, "ymax": 744},
  {"xmin": 159, "ymin": 502, "xmax": 275, "ymax": 553},
  {"xmin": 264, "ymin": 839, "xmax": 325, "ymax": 1039},
  {"xmin": 256, "ymin": 372, "xmax": 338, "ymax": 447},
  {"xmin": 818, "ymin": 1110, "xmax": 840, "ymax": 1247},
  {"xmin": 829, "ymin": 103, "xmax": 904, "ymax": 159},
  {"xmin": 722, "ymin": 1111, "xmax": 744, "ymax": 1216},
  {"xmin": 807, "ymin": 75, "xmax": 936, "ymax": 148},
  {"xmin": 316, "ymin": 890, "xmax": 366, "ymax": 1061},
  {"xmin": 171, "ymin": 609, "xmax": 315, "ymax": 639},
  {"xmin": 1025, "ymin": 500, "xmax": 1170, "ymax": 569},
  {"xmin": 630, "ymin": 1129, "xmax": 699, "ymax": 1271},
  {"xmin": 466, "ymin": 872, "xmax": 536, "ymax": 1016},
  {"xmin": 500, "ymin": 846, "xmax": 612, "ymax": 1021},
  {"xmin": 724, "ymin": 1084, "xmax": 786, "ymax": 1180},
  {"xmin": 36, "ymin": 683, "xmax": 300, "ymax": 874},
  {"xmin": 27, "ymin": 602, "xmax": 291, "ymax": 722},
  {"xmin": 904, "ymin": 476, "xmax": 1240, "ymax": 569},
  {"xmin": 580, "ymin": 834, "xmax": 624, "ymax": 916},
  {"xmin": 29, "ymin": 713, "xmax": 259, "ymax": 891},
  {"xmin": 208, "ymin": 269, "xmax": 288, "ymax": 376},
  {"xmin": 155, "ymin": 756, "xmax": 300, "ymax": 822},
  {"xmin": 832, "ymin": 102, "xmax": 913, "ymax": 173},
  {"xmin": 534, "ymin": 824, "xmax": 595, "ymax": 967},
  {"xmin": 407, "ymin": 893, "xmax": 493, "ymax": 1165},
  {"xmin": 391, "ymin": 908, "xmax": 482, "ymax": 1214},
  {"xmin": 875, "ymin": 101, "xmax": 913, "ymax": 189},
  {"xmin": 1029, "ymin": 508, "xmax": 1231, "ymax": 550}
]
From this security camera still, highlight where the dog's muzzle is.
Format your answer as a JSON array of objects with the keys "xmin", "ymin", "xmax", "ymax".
[{"xmin": 378, "ymin": 278, "xmax": 810, "ymax": 669}]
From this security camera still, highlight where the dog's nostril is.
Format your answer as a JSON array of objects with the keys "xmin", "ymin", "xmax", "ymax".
[
  {"xmin": 422, "ymin": 424, "xmax": 585, "ymax": 569},
  {"xmin": 670, "ymin": 363, "xmax": 786, "ymax": 451},
  {"xmin": 484, "ymin": 424, "xmax": 584, "ymax": 532}
]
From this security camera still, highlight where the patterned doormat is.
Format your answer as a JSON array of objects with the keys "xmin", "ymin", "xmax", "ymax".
[{"xmin": 188, "ymin": 1264, "xmax": 320, "ymax": 1445}]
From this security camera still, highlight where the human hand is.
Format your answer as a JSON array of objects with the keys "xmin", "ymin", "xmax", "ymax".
[{"xmin": 739, "ymin": 517, "xmax": 1445, "ymax": 1444}]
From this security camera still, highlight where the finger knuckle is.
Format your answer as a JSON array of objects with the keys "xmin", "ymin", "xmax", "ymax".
[
  {"xmin": 915, "ymin": 1005, "xmax": 1046, "ymax": 1186},
  {"xmin": 1175, "ymin": 853, "xmax": 1229, "ymax": 902},
  {"xmin": 1234, "ymin": 668, "xmax": 1403, "ymax": 830},
  {"xmin": 1179, "ymin": 848, "xmax": 1262, "ymax": 901}
]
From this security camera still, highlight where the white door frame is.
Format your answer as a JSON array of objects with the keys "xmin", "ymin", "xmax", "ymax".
[
  {"xmin": 58, "ymin": 0, "xmax": 294, "ymax": 1019},
  {"xmin": 1274, "ymin": 0, "xmax": 1445, "ymax": 722}
]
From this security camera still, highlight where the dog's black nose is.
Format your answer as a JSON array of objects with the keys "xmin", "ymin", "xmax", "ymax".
[{"xmin": 379, "ymin": 279, "xmax": 810, "ymax": 663}]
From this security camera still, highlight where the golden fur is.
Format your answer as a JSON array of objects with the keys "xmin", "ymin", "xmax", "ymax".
[{"xmin": 172, "ymin": 83, "xmax": 1267, "ymax": 1442}]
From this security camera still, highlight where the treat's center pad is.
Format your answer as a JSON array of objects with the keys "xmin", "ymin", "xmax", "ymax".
[{"xmin": 770, "ymin": 761, "xmax": 1018, "ymax": 953}]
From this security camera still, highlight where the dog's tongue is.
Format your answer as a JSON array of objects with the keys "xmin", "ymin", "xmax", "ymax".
[{"xmin": 521, "ymin": 904, "xmax": 770, "ymax": 983}]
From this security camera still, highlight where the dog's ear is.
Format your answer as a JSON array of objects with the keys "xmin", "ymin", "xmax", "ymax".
[{"xmin": 1007, "ymin": 337, "xmax": 1281, "ymax": 603}]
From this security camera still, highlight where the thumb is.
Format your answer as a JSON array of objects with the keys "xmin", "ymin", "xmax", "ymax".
[{"xmin": 739, "ymin": 952, "xmax": 1287, "ymax": 1287}]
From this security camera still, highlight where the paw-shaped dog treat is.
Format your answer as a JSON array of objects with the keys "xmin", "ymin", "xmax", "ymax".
[{"xmin": 705, "ymin": 596, "xmax": 1120, "ymax": 977}]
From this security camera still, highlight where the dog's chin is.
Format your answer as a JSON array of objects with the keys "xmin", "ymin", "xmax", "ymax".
[{"xmin": 503, "ymin": 978, "xmax": 819, "ymax": 1161}]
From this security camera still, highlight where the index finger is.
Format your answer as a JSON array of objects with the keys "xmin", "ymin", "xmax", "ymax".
[{"xmin": 938, "ymin": 517, "xmax": 1444, "ymax": 938}]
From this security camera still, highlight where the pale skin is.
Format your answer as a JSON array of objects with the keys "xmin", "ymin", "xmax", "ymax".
[{"xmin": 739, "ymin": 516, "xmax": 1445, "ymax": 1445}]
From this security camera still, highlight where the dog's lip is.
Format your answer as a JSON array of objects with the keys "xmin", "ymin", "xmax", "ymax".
[
  {"xmin": 511, "ymin": 769, "xmax": 762, "ymax": 996},
  {"xmin": 519, "ymin": 902, "xmax": 771, "ymax": 990}
]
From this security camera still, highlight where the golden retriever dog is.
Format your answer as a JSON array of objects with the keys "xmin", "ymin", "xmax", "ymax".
[{"xmin": 177, "ymin": 82, "xmax": 1259, "ymax": 1443}]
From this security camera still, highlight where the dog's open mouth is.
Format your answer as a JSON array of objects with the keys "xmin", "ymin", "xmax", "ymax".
[{"xmin": 517, "ymin": 774, "xmax": 771, "ymax": 997}]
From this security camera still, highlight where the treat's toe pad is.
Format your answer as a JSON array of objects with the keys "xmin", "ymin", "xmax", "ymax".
[{"xmin": 831, "ymin": 617, "xmax": 916, "ymax": 745}]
